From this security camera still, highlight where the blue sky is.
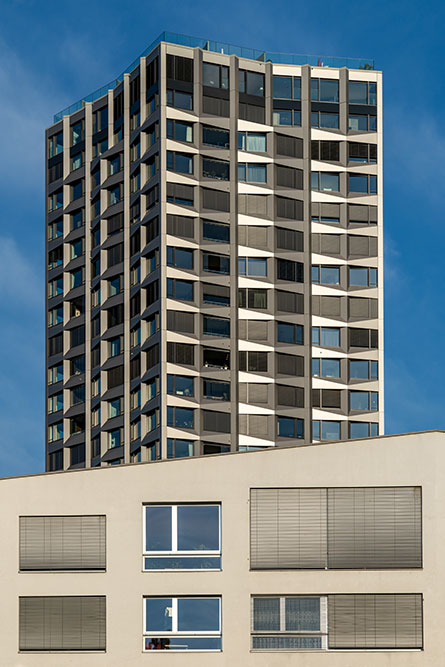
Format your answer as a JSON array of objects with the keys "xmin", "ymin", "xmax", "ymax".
[{"xmin": 0, "ymin": 0, "xmax": 443, "ymax": 476}]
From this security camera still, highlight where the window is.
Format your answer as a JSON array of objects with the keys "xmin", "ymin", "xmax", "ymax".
[
  {"xmin": 48, "ymin": 392, "xmax": 63, "ymax": 413},
  {"xmin": 203, "ymin": 283, "xmax": 230, "ymax": 306},
  {"xmin": 144, "ymin": 504, "xmax": 220, "ymax": 571},
  {"xmin": 143, "ymin": 596, "xmax": 222, "ymax": 651},
  {"xmin": 203, "ymin": 62, "xmax": 229, "ymax": 89},
  {"xmin": 276, "ymin": 165, "xmax": 303, "ymax": 189},
  {"xmin": 109, "ymin": 183, "xmax": 123, "ymax": 205},
  {"xmin": 252, "ymin": 596, "xmax": 326, "ymax": 650},
  {"xmin": 167, "ymin": 88, "xmax": 193, "ymax": 111},
  {"xmin": 71, "ymin": 385, "xmax": 85, "ymax": 406},
  {"xmin": 202, "ymin": 157, "xmax": 229, "ymax": 180},
  {"xmin": 48, "ymin": 422, "xmax": 63, "ymax": 443},
  {"xmin": 349, "ymin": 113, "xmax": 377, "ymax": 132},
  {"xmin": 48, "ymin": 277, "xmax": 63, "ymax": 298},
  {"xmin": 167, "ymin": 120, "xmax": 193, "ymax": 143},
  {"xmin": 311, "ymin": 78, "xmax": 339, "ymax": 102},
  {"xmin": 348, "ymin": 142, "xmax": 377, "ymax": 163},
  {"xmin": 93, "ymin": 106, "xmax": 108, "ymax": 134},
  {"xmin": 167, "ymin": 342, "xmax": 195, "ymax": 366},
  {"xmin": 71, "ymin": 152, "xmax": 83, "ymax": 171},
  {"xmin": 272, "ymin": 109, "xmax": 301, "ymax": 127},
  {"xmin": 312, "ymin": 420, "xmax": 341, "ymax": 440},
  {"xmin": 167, "ymin": 375, "xmax": 194, "ymax": 397},
  {"xmin": 239, "ymin": 351, "xmax": 268, "ymax": 373},
  {"xmin": 19, "ymin": 596, "xmax": 106, "ymax": 652},
  {"xmin": 167, "ymin": 151, "xmax": 193, "ymax": 175},
  {"xmin": 167, "ymin": 406, "xmax": 194, "ymax": 429},
  {"xmin": 48, "ymin": 218, "xmax": 63, "ymax": 240},
  {"xmin": 311, "ymin": 172, "xmax": 339, "ymax": 192},
  {"xmin": 108, "ymin": 336, "xmax": 122, "ymax": 358},
  {"xmin": 238, "ymin": 257, "xmax": 267, "ymax": 277},
  {"xmin": 108, "ymin": 275, "xmax": 123, "ymax": 297},
  {"xmin": 167, "ymin": 182, "xmax": 193, "ymax": 207},
  {"xmin": 349, "ymin": 267, "xmax": 377, "ymax": 287},
  {"xmin": 48, "ymin": 363, "xmax": 63, "ymax": 384},
  {"xmin": 349, "ymin": 359, "xmax": 378, "ymax": 380},
  {"xmin": 203, "ymin": 379, "xmax": 230, "ymax": 401},
  {"xmin": 311, "ymin": 140, "xmax": 340, "ymax": 162},
  {"xmin": 277, "ymin": 322, "xmax": 303, "ymax": 344},
  {"xmin": 48, "ymin": 154, "xmax": 62, "ymax": 183},
  {"xmin": 348, "ymin": 173, "xmax": 377, "ymax": 194},
  {"xmin": 48, "ymin": 306, "xmax": 63, "ymax": 327},
  {"xmin": 167, "ymin": 247, "xmax": 194, "ymax": 270},
  {"xmin": 202, "ymin": 347, "xmax": 229, "ymax": 369},
  {"xmin": 312, "ymin": 358, "xmax": 340, "ymax": 378},
  {"xmin": 312, "ymin": 327, "xmax": 340, "ymax": 347},
  {"xmin": 48, "ymin": 189, "xmax": 63, "ymax": 212},
  {"xmin": 277, "ymin": 259, "xmax": 303, "ymax": 282},
  {"xmin": 202, "ymin": 187, "xmax": 230, "ymax": 211},
  {"xmin": 311, "ymin": 111, "xmax": 339, "ymax": 129},
  {"xmin": 273, "ymin": 75, "xmax": 301, "ymax": 99},
  {"xmin": 108, "ymin": 428, "xmax": 123, "ymax": 449},
  {"xmin": 203, "ymin": 252, "xmax": 229, "ymax": 274},
  {"xmin": 350, "ymin": 421, "xmax": 379, "ymax": 438},
  {"xmin": 71, "ymin": 120, "xmax": 84, "ymax": 146},
  {"xmin": 71, "ymin": 180, "xmax": 83, "ymax": 201},
  {"xmin": 167, "ymin": 438, "xmax": 195, "ymax": 459},
  {"xmin": 349, "ymin": 327, "xmax": 378, "ymax": 349},
  {"xmin": 349, "ymin": 81, "xmax": 377, "ymax": 105},
  {"xmin": 48, "ymin": 246, "xmax": 63, "ymax": 270},
  {"xmin": 48, "ymin": 131, "xmax": 63, "ymax": 157},
  {"xmin": 238, "ymin": 163, "xmax": 267, "ymax": 183},
  {"xmin": 277, "ymin": 417, "xmax": 304, "ymax": 439},
  {"xmin": 349, "ymin": 390, "xmax": 378, "ymax": 411},
  {"xmin": 203, "ymin": 315, "xmax": 230, "ymax": 338},
  {"xmin": 238, "ymin": 132, "xmax": 266, "ymax": 152},
  {"xmin": 201, "ymin": 126, "xmax": 229, "ymax": 149},
  {"xmin": 202, "ymin": 220, "xmax": 229, "ymax": 243},
  {"xmin": 239, "ymin": 70, "xmax": 265, "ymax": 96},
  {"xmin": 167, "ymin": 278, "xmax": 194, "ymax": 302},
  {"xmin": 312, "ymin": 265, "xmax": 340, "ymax": 285},
  {"xmin": 238, "ymin": 288, "xmax": 268, "ymax": 310},
  {"xmin": 109, "ymin": 153, "xmax": 122, "ymax": 175},
  {"xmin": 167, "ymin": 54, "xmax": 193, "ymax": 82},
  {"xmin": 71, "ymin": 210, "xmax": 83, "ymax": 231}
]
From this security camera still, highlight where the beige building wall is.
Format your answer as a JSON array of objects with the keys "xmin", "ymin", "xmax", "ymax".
[{"xmin": 1, "ymin": 430, "xmax": 443, "ymax": 666}]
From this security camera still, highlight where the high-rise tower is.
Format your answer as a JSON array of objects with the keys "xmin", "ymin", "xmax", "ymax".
[{"xmin": 45, "ymin": 33, "xmax": 383, "ymax": 471}]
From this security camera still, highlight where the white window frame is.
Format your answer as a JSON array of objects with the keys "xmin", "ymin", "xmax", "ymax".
[
  {"xmin": 142, "ymin": 503, "xmax": 221, "ymax": 571},
  {"xmin": 143, "ymin": 596, "xmax": 222, "ymax": 652},
  {"xmin": 251, "ymin": 595, "xmax": 328, "ymax": 651}
]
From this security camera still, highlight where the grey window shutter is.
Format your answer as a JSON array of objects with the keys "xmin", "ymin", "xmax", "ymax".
[
  {"xmin": 238, "ymin": 320, "xmax": 247, "ymax": 339},
  {"xmin": 247, "ymin": 320, "xmax": 268, "ymax": 341},
  {"xmin": 248, "ymin": 383, "xmax": 269, "ymax": 404},
  {"xmin": 238, "ymin": 226, "xmax": 247, "ymax": 245},
  {"xmin": 276, "ymin": 353, "xmax": 304, "ymax": 376},
  {"xmin": 328, "ymin": 594, "xmax": 423, "ymax": 649},
  {"xmin": 276, "ymin": 227, "xmax": 303, "ymax": 251},
  {"xmin": 369, "ymin": 205, "xmax": 378, "ymax": 222},
  {"xmin": 239, "ymin": 414, "xmax": 248, "ymax": 434},
  {"xmin": 167, "ymin": 214, "xmax": 194, "ymax": 239},
  {"xmin": 248, "ymin": 226, "xmax": 269, "ymax": 248},
  {"xmin": 312, "ymin": 295, "xmax": 320, "ymax": 316},
  {"xmin": 19, "ymin": 596, "xmax": 106, "ymax": 651},
  {"xmin": 322, "ymin": 389, "xmax": 341, "ymax": 408},
  {"xmin": 277, "ymin": 384, "xmax": 304, "ymax": 407},
  {"xmin": 167, "ymin": 310, "xmax": 195, "ymax": 334},
  {"xmin": 327, "ymin": 487, "xmax": 422, "ymax": 569},
  {"xmin": 320, "ymin": 203, "xmax": 340, "ymax": 219},
  {"xmin": 348, "ymin": 235, "xmax": 370, "ymax": 258},
  {"xmin": 348, "ymin": 203, "xmax": 369, "ymax": 222},
  {"xmin": 320, "ymin": 234, "xmax": 341, "ymax": 255},
  {"xmin": 250, "ymin": 488, "xmax": 327, "ymax": 569},
  {"xmin": 19, "ymin": 516, "xmax": 106, "ymax": 571},
  {"xmin": 277, "ymin": 290, "xmax": 304, "ymax": 314},
  {"xmin": 320, "ymin": 296, "xmax": 341, "ymax": 317},
  {"xmin": 202, "ymin": 410, "xmax": 230, "ymax": 433},
  {"xmin": 248, "ymin": 415, "xmax": 270, "ymax": 437},
  {"xmin": 239, "ymin": 383, "xmax": 248, "ymax": 403}
]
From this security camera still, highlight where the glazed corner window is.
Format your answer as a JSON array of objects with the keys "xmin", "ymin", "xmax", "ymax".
[
  {"xmin": 348, "ymin": 173, "xmax": 377, "ymax": 194},
  {"xmin": 350, "ymin": 390, "xmax": 379, "ymax": 411},
  {"xmin": 167, "ymin": 89, "xmax": 193, "ymax": 111},
  {"xmin": 312, "ymin": 420, "xmax": 341, "ymax": 441},
  {"xmin": 203, "ymin": 315, "xmax": 230, "ymax": 338},
  {"xmin": 167, "ymin": 406, "xmax": 194, "ymax": 429},
  {"xmin": 238, "ymin": 163, "xmax": 267, "ymax": 183},
  {"xmin": 312, "ymin": 265, "xmax": 340, "ymax": 285},
  {"xmin": 312, "ymin": 358, "xmax": 340, "ymax": 378},
  {"xmin": 167, "ymin": 151, "xmax": 193, "ymax": 175},
  {"xmin": 167, "ymin": 374, "xmax": 194, "ymax": 397},
  {"xmin": 167, "ymin": 120, "xmax": 193, "ymax": 143},
  {"xmin": 277, "ymin": 416, "xmax": 304, "ymax": 439},
  {"xmin": 71, "ymin": 120, "xmax": 84, "ymax": 146},
  {"xmin": 167, "ymin": 438, "xmax": 195, "ymax": 459},
  {"xmin": 48, "ymin": 219, "xmax": 63, "ymax": 240},
  {"xmin": 348, "ymin": 114, "xmax": 377, "ymax": 132},
  {"xmin": 348, "ymin": 142, "xmax": 377, "ymax": 163},
  {"xmin": 48, "ymin": 421, "xmax": 63, "ymax": 443},
  {"xmin": 238, "ymin": 257, "xmax": 267, "ymax": 277},
  {"xmin": 349, "ymin": 267, "xmax": 377, "ymax": 287},
  {"xmin": 273, "ymin": 109, "xmax": 301, "ymax": 127},
  {"xmin": 48, "ymin": 363, "xmax": 63, "ymax": 385},
  {"xmin": 312, "ymin": 327, "xmax": 341, "ymax": 347},
  {"xmin": 48, "ymin": 131, "xmax": 63, "ymax": 157},
  {"xmin": 167, "ymin": 246, "xmax": 194, "ymax": 270},
  {"xmin": 203, "ymin": 62, "xmax": 229, "ymax": 89},
  {"xmin": 48, "ymin": 189, "xmax": 63, "ymax": 212},
  {"xmin": 311, "ymin": 111, "xmax": 339, "ymax": 129},
  {"xmin": 144, "ymin": 596, "xmax": 222, "ymax": 651},
  {"xmin": 167, "ymin": 278, "xmax": 194, "ymax": 302},
  {"xmin": 202, "ymin": 126, "xmax": 230, "ymax": 149},
  {"xmin": 202, "ymin": 157, "xmax": 229, "ymax": 180},
  {"xmin": 272, "ymin": 75, "xmax": 301, "ymax": 100},
  {"xmin": 311, "ymin": 172, "xmax": 339, "ymax": 193},
  {"xmin": 238, "ymin": 132, "xmax": 266, "ymax": 152},
  {"xmin": 202, "ymin": 220, "xmax": 230, "ymax": 243},
  {"xmin": 311, "ymin": 78, "xmax": 339, "ymax": 102},
  {"xmin": 239, "ymin": 70, "xmax": 265, "ymax": 96},
  {"xmin": 143, "ymin": 504, "xmax": 221, "ymax": 570},
  {"xmin": 350, "ymin": 421, "xmax": 379, "ymax": 438},
  {"xmin": 277, "ymin": 322, "xmax": 304, "ymax": 345},
  {"xmin": 349, "ymin": 81, "xmax": 377, "ymax": 105}
]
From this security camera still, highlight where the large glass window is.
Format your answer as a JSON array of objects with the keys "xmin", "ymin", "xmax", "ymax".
[
  {"xmin": 167, "ymin": 247, "xmax": 194, "ymax": 270},
  {"xmin": 167, "ymin": 120, "xmax": 193, "ymax": 143},
  {"xmin": 143, "ymin": 504, "xmax": 221, "ymax": 570},
  {"xmin": 203, "ymin": 316, "xmax": 230, "ymax": 338},
  {"xmin": 167, "ymin": 375, "xmax": 194, "ymax": 397},
  {"xmin": 312, "ymin": 266, "xmax": 340, "ymax": 285},
  {"xmin": 273, "ymin": 109, "xmax": 301, "ymax": 127},
  {"xmin": 277, "ymin": 417, "xmax": 304, "ymax": 439},
  {"xmin": 238, "ymin": 132, "xmax": 267, "ymax": 152},
  {"xmin": 202, "ymin": 221, "xmax": 230, "ymax": 243},
  {"xmin": 312, "ymin": 327, "xmax": 340, "ymax": 347},
  {"xmin": 311, "ymin": 79, "xmax": 339, "ymax": 102},
  {"xmin": 312, "ymin": 359, "xmax": 340, "ymax": 378},
  {"xmin": 311, "ymin": 112, "xmax": 339, "ymax": 129},
  {"xmin": 348, "ymin": 173, "xmax": 377, "ymax": 194},
  {"xmin": 349, "ymin": 359, "xmax": 378, "ymax": 380},
  {"xmin": 349, "ymin": 114, "xmax": 377, "ymax": 132},
  {"xmin": 238, "ymin": 257, "xmax": 267, "ymax": 277},
  {"xmin": 277, "ymin": 322, "xmax": 304, "ymax": 345},
  {"xmin": 48, "ymin": 131, "xmax": 63, "ymax": 157},
  {"xmin": 349, "ymin": 267, "xmax": 377, "ymax": 287},
  {"xmin": 167, "ymin": 151, "xmax": 193, "ymax": 175},
  {"xmin": 203, "ymin": 380, "xmax": 230, "ymax": 401},
  {"xmin": 238, "ymin": 164, "xmax": 267, "ymax": 183},
  {"xmin": 273, "ymin": 76, "xmax": 301, "ymax": 100},
  {"xmin": 202, "ymin": 62, "xmax": 229, "ymax": 89},
  {"xmin": 311, "ymin": 172, "xmax": 339, "ymax": 193},
  {"xmin": 202, "ymin": 126, "xmax": 230, "ymax": 148},
  {"xmin": 239, "ymin": 70, "xmax": 265, "ymax": 96},
  {"xmin": 312, "ymin": 420, "xmax": 341, "ymax": 441},
  {"xmin": 349, "ymin": 81, "xmax": 377, "ymax": 105},
  {"xmin": 203, "ymin": 252, "xmax": 230, "ymax": 274},
  {"xmin": 167, "ymin": 278, "xmax": 194, "ymax": 301},
  {"xmin": 252, "ymin": 596, "xmax": 324, "ymax": 649},
  {"xmin": 350, "ymin": 391, "xmax": 378, "ymax": 411},
  {"xmin": 144, "ymin": 596, "xmax": 222, "ymax": 650},
  {"xmin": 350, "ymin": 422, "xmax": 379, "ymax": 438},
  {"xmin": 167, "ymin": 407, "xmax": 194, "ymax": 429},
  {"xmin": 167, "ymin": 439, "xmax": 195, "ymax": 459},
  {"xmin": 167, "ymin": 89, "xmax": 193, "ymax": 111},
  {"xmin": 202, "ymin": 157, "xmax": 229, "ymax": 180}
]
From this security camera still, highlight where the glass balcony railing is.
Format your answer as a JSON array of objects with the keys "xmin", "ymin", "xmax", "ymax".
[{"xmin": 53, "ymin": 31, "xmax": 375, "ymax": 122}]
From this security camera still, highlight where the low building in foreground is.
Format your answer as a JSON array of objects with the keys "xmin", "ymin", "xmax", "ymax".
[{"xmin": 2, "ymin": 430, "xmax": 443, "ymax": 665}]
